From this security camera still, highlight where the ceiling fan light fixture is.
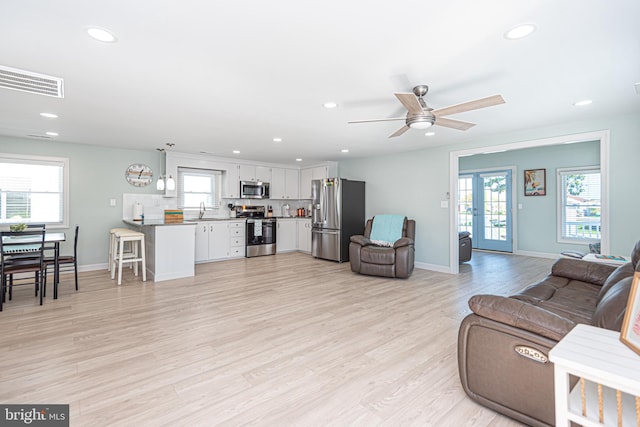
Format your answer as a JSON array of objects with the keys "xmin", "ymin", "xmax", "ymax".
[{"xmin": 409, "ymin": 122, "xmax": 432, "ymax": 130}]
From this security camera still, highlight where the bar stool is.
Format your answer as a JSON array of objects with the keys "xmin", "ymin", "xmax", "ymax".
[
  {"xmin": 111, "ymin": 230, "xmax": 146, "ymax": 286},
  {"xmin": 108, "ymin": 228, "xmax": 132, "ymax": 272}
]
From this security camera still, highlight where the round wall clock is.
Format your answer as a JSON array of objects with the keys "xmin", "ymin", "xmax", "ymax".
[{"xmin": 125, "ymin": 163, "xmax": 153, "ymax": 187}]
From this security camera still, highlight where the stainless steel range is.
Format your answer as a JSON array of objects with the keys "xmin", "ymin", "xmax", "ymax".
[{"xmin": 235, "ymin": 205, "xmax": 277, "ymax": 257}]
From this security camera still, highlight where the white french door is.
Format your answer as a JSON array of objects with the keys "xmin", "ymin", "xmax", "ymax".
[{"xmin": 458, "ymin": 170, "xmax": 513, "ymax": 252}]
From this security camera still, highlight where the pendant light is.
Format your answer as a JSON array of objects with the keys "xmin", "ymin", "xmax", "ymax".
[{"xmin": 156, "ymin": 143, "xmax": 176, "ymax": 191}]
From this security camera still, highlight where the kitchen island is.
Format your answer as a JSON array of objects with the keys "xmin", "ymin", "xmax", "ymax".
[{"xmin": 123, "ymin": 219, "xmax": 196, "ymax": 282}]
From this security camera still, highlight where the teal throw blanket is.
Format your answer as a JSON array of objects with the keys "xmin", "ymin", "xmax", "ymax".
[{"xmin": 369, "ymin": 215, "xmax": 405, "ymax": 246}]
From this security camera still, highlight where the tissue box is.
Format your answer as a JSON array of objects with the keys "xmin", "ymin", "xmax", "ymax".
[{"xmin": 164, "ymin": 210, "xmax": 184, "ymax": 224}]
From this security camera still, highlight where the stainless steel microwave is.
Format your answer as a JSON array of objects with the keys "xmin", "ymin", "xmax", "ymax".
[{"xmin": 240, "ymin": 181, "xmax": 270, "ymax": 199}]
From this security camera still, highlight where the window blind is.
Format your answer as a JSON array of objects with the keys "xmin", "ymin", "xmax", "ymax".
[
  {"xmin": 177, "ymin": 167, "xmax": 222, "ymax": 209},
  {"xmin": 558, "ymin": 167, "xmax": 601, "ymax": 242},
  {"xmin": 0, "ymin": 156, "xmax": 65, "ymax": 225}
]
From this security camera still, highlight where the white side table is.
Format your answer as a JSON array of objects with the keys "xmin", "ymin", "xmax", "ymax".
[{"xmin": 549, "ymin": 324, "xmax": 640, "ymax": 427}]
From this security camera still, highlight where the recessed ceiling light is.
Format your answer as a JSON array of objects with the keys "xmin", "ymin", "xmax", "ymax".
[
  {"xmin": 573, "ymin": 99, "xmax": 593, "ymax": 107},
  {"xmin": 323, "ymin": 102, "xmax": 338, "ymax": 109},
  {"xmin": 273, "ymin": 137, "xmax": 282, "ymax": 142},
  {"xmin": 295, "ymin": 158, "xmax": 302, "ymax": 162},
  {"xmin": 425, "ymin": 132, "xmax": 435, "ymax": 136},
  {"xmin": 504, "ymin": 24, "xmax": 536, "ymax": 40},
  {"xmin": 341, "ymin": 149, "xmax": 349, "ymax": 153},
  {"xmin": 40, "ymin": 112, "xmax": 58, "ymax": 119},
  {"xmin": 45, "ymin": 131, "xmax": 58, "ymax": 136},
  {"xmin": 232, "ymin": 150, "xmax": 240, "ymax": 154},
  {"xmin": 87, "ymin": 27, "xmax": 118, "ymax": 43}
]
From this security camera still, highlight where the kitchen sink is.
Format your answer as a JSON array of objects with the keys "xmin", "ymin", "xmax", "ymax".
[{"xmin": 185, "ymin": 218, "xmax": 240, "ymax": 222}]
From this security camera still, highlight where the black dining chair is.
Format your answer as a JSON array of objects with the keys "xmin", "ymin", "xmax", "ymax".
[
  {"xmin": 44, "ymin": 225, "xmax": 79, "ymax": 292},
  {"xmin": 0, "ymin": 229, "xmax": 46, "ymax": 311}
]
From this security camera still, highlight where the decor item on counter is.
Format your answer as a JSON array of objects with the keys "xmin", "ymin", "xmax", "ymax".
[
  {"xmin": 296, "ymin": 208, "xmax": 306, "ymax": 217},
  {"xmin": 524, "ymin": 168, "xmax": 546, "ymax": 196},
  {"xmin": 133, "ymin": 203, "xmax": 144, "ymax": 221},
  {"xmin": 125, "ymin": 163, "xmax": 153, "ymax": 187},
  {"xmin": 164, "ymin": 209, "xmax": 183, "ymax": 224},
  {"xmin": 282, "ymin": 203, "xmax": 290, "ymax": 217},
  {"xmin": 267, "ymin": 205, "xmax": 273, "ymax": 217},
  {"xmin": 9, "ymin": 223, "xmax": 26, "ymax": 232},
  {"xmin": 620, "ymin": 272, "xmax": 640, "ymax": 356}
]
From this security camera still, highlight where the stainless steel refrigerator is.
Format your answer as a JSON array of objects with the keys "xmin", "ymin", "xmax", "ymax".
[{"xmin": 311, "ymin": 178, "xmax": 365, "ymax": 262}]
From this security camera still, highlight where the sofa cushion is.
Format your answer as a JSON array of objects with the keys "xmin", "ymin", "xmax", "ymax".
[
  {"xmin": 597, "ymin": 263, "xmax": 635, "ymax": 304},
  {"xmin": 469, "ymin": 294, "xmax": 576, "ymax": 341},
  {"xmin": 592, "ymin": 276, "xmax": 633, "ymax": 331},
  {"xmin": 551, "ymin": 258, "xmax": 617, "ymax": 286},
  {"xmin": 361, "ymin": 246, "xmax": 395, "ymax": 265}
]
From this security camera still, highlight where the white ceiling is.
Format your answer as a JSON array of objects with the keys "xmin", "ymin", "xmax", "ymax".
[{"xmin": 1, "ymin": 0, "xmax": 638, "ymax": 166}]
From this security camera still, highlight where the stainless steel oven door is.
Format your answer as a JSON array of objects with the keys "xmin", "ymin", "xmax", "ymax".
[{"xmin": 246, "ymin": 219, "xmax": 276, "ymax": 257}]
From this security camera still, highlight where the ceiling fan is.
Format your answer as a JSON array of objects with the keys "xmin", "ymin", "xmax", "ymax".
[{"xmin": 348, "ymin": 85, "xmax": 505, "ymax": 138}]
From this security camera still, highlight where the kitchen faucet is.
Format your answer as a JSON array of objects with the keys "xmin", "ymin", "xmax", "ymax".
[{"xmin": 199, "ymin": 201, "xmax": 206, "ymax": 219}]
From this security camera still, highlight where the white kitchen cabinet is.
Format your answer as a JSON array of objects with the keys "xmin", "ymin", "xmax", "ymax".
[
  {"xmin": 239, "ymin": 164, "xmax": 271, "ymax": 183},
  {"xmin": 271, "ymin": 167, "xmax": 299, "ymax": 200},
  {"xmin": 297, "ymin": 218, "xmax": 312, "ymax": 253},
  {"xmin": 276, "ymin": 218, "xmax": 297, "ymax": 253},
  {"xmin": 223, "ymin": 164, "xmax": 240, "ymax": 198},
  {"xmin": 300, "ymin": 168, "xmax": 313, "ymax": 199},
  {"xmin": 195, "ymin": 220, "xmax": 246, "ymax": 262},
  {"xmin": 300, "ymin": 165, "xmax": 328, "ymax": 199},
  {"xmin": 227, "ymin": 221, "xmax": 246, "ymax": 258}
]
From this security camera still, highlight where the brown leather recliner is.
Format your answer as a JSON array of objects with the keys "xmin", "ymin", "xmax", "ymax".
[
  {"xmin": 458, "ymin": 240, "xmax": 640, "ymax": 427},
  {"xmin": 349, "ymin": 217, "xmax": 415, "ymax": 278}
]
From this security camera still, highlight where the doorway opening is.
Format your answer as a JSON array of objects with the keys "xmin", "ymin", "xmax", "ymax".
[{"xmin": 458, "ymin": 169, "xmax": 513, "ymax": 253}]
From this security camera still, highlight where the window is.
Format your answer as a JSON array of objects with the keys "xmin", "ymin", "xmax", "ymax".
[
  {"xmin": 178, "ymin": 167, "xmax": 222, "ymax": 209},
  {"xmin": 458, "ymin": 175, "xmax": 473, "ymax": 235},
  {"xmin": 0, "ymin": 153, "xmax": 68, "ymax": 226},
  {"xmin": 557, "ymin": 167, "xmax": 601, "ymax": 243}
]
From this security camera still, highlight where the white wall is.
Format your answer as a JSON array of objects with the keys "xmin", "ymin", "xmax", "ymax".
[
  {"xmin": 339, "ymin": 112, "xmax": 640, "ymax": 270},
  {"xmin": 459, "ymin": 140, "xmax": 600, "ymax": 255}
]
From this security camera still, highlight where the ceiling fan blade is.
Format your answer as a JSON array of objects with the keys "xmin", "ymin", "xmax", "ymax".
[
  {"xmin": 347, "ymin": 117, "xmax": 406, "ymax": 124},
  {"xmin": 389, "ymin": 125, "xmax": 410, "ymax": 138},
  {"xmin": 394, "ymin": 93, "xmax": 423, "ymax": 115},
  {"xmin": 432, "ymin": 94, "xmax": 505, "ymax": 117},
  {"xmin": 435, "ymin": 117, "xmax": 476, "ymax": 131}
]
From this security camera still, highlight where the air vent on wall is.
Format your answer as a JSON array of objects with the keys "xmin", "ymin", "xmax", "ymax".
[{"xmin": 0, "ymin": 65, "xmax": 64, "ymax": 98}]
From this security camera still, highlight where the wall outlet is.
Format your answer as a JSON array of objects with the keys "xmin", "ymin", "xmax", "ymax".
[
  {"xmin": 440, "ymin": 200, "xmax": 449, "ymax": 208},
  {"xmin": 110, "ymin": 198, "xmax": 117, "ymax": 207}
]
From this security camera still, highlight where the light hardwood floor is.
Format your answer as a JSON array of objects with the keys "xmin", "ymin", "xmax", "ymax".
[{"xmin": 0, "ymin": 251, "xmax": 554, "ymax": 426}]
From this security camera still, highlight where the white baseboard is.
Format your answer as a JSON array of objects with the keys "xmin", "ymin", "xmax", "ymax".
[
  {"xmin": 77, "ymin": 263, "xmax": 108, "ymax": 273},
  {"xmin": 414, "ymin": 261, "xmax": 452, "ymax": 274},
  {"xmin": 513, "ymin": 250, "xmax": 559, "ymax": 259}
]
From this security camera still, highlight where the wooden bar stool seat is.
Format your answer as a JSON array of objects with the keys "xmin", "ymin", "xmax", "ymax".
[
  {"xmin": 108, "ymin": 228, "xmax": 133, "ymax": 272},
  {"xmin": 111, "ymin": 230, "xmax": 146, "ymax": 286}
]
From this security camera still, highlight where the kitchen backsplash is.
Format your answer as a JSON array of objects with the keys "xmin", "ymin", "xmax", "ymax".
[{"xmin": 122, "ymin": 193, "xmax": 311, "ymax": 220}]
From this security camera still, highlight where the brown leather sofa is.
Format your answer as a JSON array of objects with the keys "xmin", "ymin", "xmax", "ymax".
[
  {"xmin": 458, "ymin": 241, "xmax": 640, "ymax": 427},
  {"xmin": 349, "ymin": 218, "xmax": 415, "ymax": 278}
]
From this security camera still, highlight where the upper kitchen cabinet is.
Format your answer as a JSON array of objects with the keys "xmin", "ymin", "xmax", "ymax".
[
  {"xmin": 271, "ymin": 167, "xmax": 299, "ymax": 200},
  {"xmin": 299, "ymin": 163, "xmax": 338, "ymax": 199},
  {"xmin": 239, "ymin": 164, "xmax": 271, "ymax": 183},
  {"xmin": 222, "ymin": 164, "xmax": 239, "ymax": 198}
]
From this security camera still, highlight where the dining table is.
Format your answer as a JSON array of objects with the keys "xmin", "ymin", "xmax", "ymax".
[{"xmin": 1, "ymin": 231, "xmax": 66, "ymax": 299}]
